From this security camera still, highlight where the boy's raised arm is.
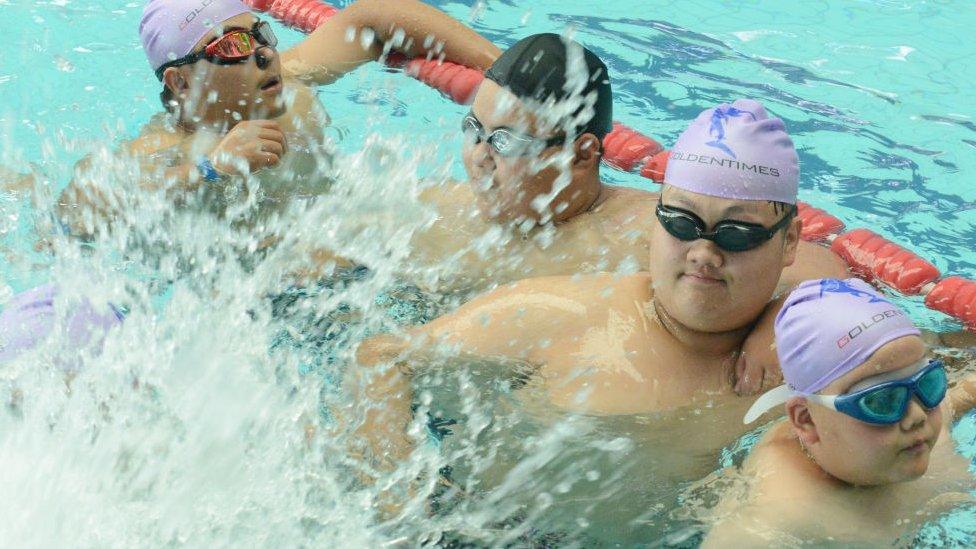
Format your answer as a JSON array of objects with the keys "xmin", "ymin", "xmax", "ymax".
[{"xmin": 281, "ymin": 0, "xmax": 501, "ymax": 85}]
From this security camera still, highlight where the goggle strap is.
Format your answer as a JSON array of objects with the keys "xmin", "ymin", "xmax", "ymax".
[{"xmin": 743, "ymin": 384, "xmax": 795, "ymax": 424}]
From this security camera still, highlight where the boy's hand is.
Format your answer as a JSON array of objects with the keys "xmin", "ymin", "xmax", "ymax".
[
  {"xmin": 734, "ymin": 304, "xmax": 783, "ymax": 395},
  {"xmin": 209, "ymin": 120, "xmax": 288, "ymax": 175}
]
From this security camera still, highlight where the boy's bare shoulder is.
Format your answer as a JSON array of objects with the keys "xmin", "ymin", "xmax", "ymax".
[
  {"xmin": 601, "ymin": 185, "xmax": 657, "ymax": 216},
  {"xmin": 125, "ymin": 120, "xmax": 184, "ymax": 157},
  {"xmin": 704, "ymin": 443, "xmax": 825, "ymax": 548},
  {"xmin": 595, "ymin": 185, "xmax": 658, "ymax": 241},
  {"xmin": 743, "ymin": 422, "xmax": 824, "ymax": 493},
  {"xmin": 709, "ymin": 422, "xmax": 841, "ymax": 540}
]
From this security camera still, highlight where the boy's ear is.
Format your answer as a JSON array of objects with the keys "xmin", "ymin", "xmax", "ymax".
[
  {"xmin": 162, "ymin": 67, "xmax": 188, "ymax": 96},
  {"xmin": 572, "ymin": 133, "xmax": 601, "ymax": 170},
  {"xmin": 786, "ymin": 397, "xmax": 820, "ymax": 446},
  {"xmin": 782, "ymin": 215, "xmax": 801, "ymax": 267}
]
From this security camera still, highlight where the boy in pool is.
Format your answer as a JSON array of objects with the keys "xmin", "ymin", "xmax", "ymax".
[
  {"xmin": 702, "ymin": 278, "xmax": 976, "ymax": 546},
  {"xmin": 57, "ymin": 0, "xmax": 499, "ymax": 236},
  {"xmin": 353, "ymin": 98, "xmax": 821, "ymax": 463}
]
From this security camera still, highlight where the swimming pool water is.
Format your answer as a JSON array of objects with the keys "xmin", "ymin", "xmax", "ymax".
[{"xmin": 2, "ymin": 0, "xmax": 976, "ymax": 545}]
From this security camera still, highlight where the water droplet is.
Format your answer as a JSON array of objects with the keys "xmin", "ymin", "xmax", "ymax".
[{"xmin": 53, "ymin": 55, "xmax": 75, "ymax": 73}]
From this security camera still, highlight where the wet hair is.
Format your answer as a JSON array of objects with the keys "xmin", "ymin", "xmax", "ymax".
[
  {"xmin": 769, "ymin": 200, "xmax": 795, "ymax": 216},
  {"xmin": 484, "ymin": 33, "xmax": 613, "ymax": 141},
  {"xmin": 770, "ymin": 200, "xmax": 797, "ymax": 236}
]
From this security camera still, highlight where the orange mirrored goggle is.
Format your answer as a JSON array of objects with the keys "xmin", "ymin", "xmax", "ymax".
[{"xmin": 155, "ymin": 21, "xmax": 277, "ymax": 80}]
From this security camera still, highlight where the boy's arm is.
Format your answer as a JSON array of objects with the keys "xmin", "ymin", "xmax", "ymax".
[
  {"xmin": 949, "ymin": 372, "xmax": 976, "ymax": 421},
  {"xmin": 57, "ymin": 121, "xmax": 288, "ymax": 238},
  {"xmin": 281, "ymin": 0, "xmax": 501, "ymax": 85},
  {"xmin": 702, "ymin": 506, "xmax": 804, "ymax": 549},
  {"xmin": 347, "ymin": 277, "xmax": 571, "ymax": 463}
]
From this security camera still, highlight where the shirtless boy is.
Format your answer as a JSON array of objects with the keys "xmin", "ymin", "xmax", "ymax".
[
  {"xmin": 702, "ymin": 277, "xmax": 976, "ymax": 546},
  {"xmin": 57, "ymin": 0, "xmax": 499, "ymax": 235}
]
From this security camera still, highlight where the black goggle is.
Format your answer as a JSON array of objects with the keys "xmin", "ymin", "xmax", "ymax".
[
  {"xmin": 155, "ymin": 21, "xmax": 278, "ymax": 80},
  {"xmin": 462, "ymin": 112, "xmax": 567, "ymax": 157},
  {"xmin": 655, "ymin": 202, "xmax": 795, "ymax": 252}
]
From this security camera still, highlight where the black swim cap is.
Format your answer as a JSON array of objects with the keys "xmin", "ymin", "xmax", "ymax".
[{"xmin": 484, "ymin": 33, "xmax": 613, "ymax": 140}]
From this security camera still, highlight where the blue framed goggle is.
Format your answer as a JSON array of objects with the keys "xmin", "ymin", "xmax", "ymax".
[{"xmin": 805, "ymin": 359, "xmax": 947, "ymax": 425}]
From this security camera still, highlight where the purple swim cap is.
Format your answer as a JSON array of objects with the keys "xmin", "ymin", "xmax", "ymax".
[
  {"xmin": 665, "ymin": 99, "xmax": 799, "ymax": 205},
  {"xmin": 140, "ymin": 0, "xmax": 252, "ymax": 72},
  {"xmin": 743, "ymin": 278, "xmax": 920, "ymax": 424},
  {"xmin": 0, "ymin": 284, "xmax": 123, "ymax": 369}
]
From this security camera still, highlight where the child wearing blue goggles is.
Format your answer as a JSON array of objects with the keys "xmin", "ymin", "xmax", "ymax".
[{"xmin": 701, "ymin": 279, "xmax": 976, "ymax": 547}]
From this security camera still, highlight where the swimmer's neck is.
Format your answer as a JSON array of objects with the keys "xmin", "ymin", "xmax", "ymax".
[
  {"xmin": 650, "ymin": 298, "xmax": 752, "ymax": 359},
  {"xmin": 551, "ymin": 178, "xmax": 606, "ymax": 224},
  {"xmin": 512, "ymin": 179, "xmax": 606, "ymax": 231}
]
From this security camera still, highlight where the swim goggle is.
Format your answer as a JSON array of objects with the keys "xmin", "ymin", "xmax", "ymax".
[
  {"xmin": 655, "ymin": 202, "xmax": 795, "ymax": 252},
  {"xmin": 462, "ymin": 112, "xmax": 567, "ymax": 157},
  {"xmin": 155, "ymin": 21, "xmax": 278, "ymax": 80},
  {"xmin": 806, "ymin": 358, "xmax": 947, "ymax": 425},
  {"xmin": 743, "ymin": 359, "xmax": 947, "ymax": 425}
]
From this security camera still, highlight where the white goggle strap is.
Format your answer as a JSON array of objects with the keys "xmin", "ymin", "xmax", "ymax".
[
  {"xmin": 742, "ymin": 385, "xmax": 797, "ymax": 425},
  {"xmin": 800, "ymin": 393, "xmax": 839, "ymax": 412}
]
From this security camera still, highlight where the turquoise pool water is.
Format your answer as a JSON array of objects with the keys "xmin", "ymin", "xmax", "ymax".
[{"xmin": 2, "ymin": 0, "xmax": 976, "ymax": 545}]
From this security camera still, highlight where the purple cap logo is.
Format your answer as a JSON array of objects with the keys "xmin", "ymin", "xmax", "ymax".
[
  {"xmin": 705, "ymin": 105, "xmax": 757, "ymax": 159},
  {"xmin": 663, "ymin": 99, "xmax": 799, "ymax": 205},
  {"xmin": 818, "ymin": 278, "xmax": 887, "ymax": 304}
]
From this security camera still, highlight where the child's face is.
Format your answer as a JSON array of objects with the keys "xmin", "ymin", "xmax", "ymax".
[
  {"xmin": 804, "ymin": 336, "xmax": 943, "ymax": 486},
  {"xmin": 648, "ymin": 185, "xmax": 799, "ymax": 334}
]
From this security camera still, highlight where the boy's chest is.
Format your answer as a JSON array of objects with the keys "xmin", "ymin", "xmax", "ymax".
[{"xmin": 535, "ymin": 319, "xmax": 734, "ymax": 414}]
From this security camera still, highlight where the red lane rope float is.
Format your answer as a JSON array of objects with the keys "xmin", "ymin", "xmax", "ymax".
[
  {"xmin": 796, "ymin": 202, "xmax": 845, "ymax": 243},
  {"xmin": 926, "ymin": 278, "xmax": 976, "ymax": 328},
  {"xmin": 253, "ymin": 0, "xmax": 976, "ymax": 329},
  {"xmin": 639, "ymin": 150, "xmax": 671, "ymax": 182},
  {"xmin": 830, "ymin": 229, "xmax": 941, "ymax": 295},
  {"xmin": 603, "ymin": 123, "xmax": 664, "ymax": 171},
  {"xmin": 401, "ymin": 57, "xmax": 484, "ymax": 105},
  {"xmin": 245, "ymin": 0, "xmax": 338, "ymax": 33}
]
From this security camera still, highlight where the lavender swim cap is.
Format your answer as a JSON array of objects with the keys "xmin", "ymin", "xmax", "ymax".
[
  {"xmin": 0, "ymin": 284, "xmax": 123, "ymax": 369},
  {"xmin": 140, "ymin": 0, "xmax": 252, "ymax": 72},
  {"xmin": 665, "ymin": 99, "xmax": 799, "ymax": 205},
  {"xmin": 743, "ymin": 278, "xmax": 920, "ymax": 424}
]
